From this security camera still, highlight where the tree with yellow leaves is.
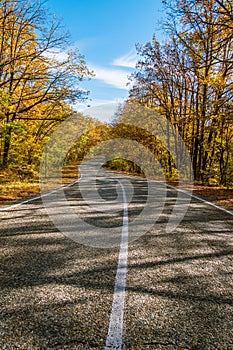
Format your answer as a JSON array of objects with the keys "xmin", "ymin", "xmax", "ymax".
[
  {"xmin": 128, "ymin": 0, "xmax": 233, "ymax": 185},
  {"xmin": 0, "ymin": 0, "xmax": 92, "ymax": 168}
]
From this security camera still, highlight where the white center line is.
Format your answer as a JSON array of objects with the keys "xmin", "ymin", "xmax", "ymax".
[{"xmin": 105, "ymin": 181, "xmax": 128, "ymax": 350}]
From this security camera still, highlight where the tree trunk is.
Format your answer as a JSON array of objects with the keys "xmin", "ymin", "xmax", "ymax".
[{"xmin": 2, "ymin": 125, "xmax": 12, "ymax": 168}]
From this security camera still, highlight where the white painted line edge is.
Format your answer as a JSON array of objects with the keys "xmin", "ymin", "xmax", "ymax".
[
  {"xmin": 164, "ymin": 183, "xmax": 233, "ymax": 216},
  {"xmin": 0, "ymin": 179, "xmax": 79, "ymax": 212},
  {"xmin": 105, "ymin": 181, "xmax": 128, "ymax": 350}
]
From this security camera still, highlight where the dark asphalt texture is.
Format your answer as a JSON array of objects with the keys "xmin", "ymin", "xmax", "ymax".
[{"xmin": 0, "ymin": 173, "xmax": 233, "ymax": 349}]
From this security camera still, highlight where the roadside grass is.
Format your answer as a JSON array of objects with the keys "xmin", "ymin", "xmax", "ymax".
[
  {"xmin": 0, "ymin": 165, "xmax": 79, "ymax": 205},
  {"xmin": 192, "ymin": 185, "xmax": 233, "ymax": 210},
  {"xmin": 166, "ymin": 180, "xmax": 233, "ymax": 210}
]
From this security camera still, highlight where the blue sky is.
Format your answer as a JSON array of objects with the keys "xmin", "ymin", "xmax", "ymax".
[{"xmin": 47, "ymin": 0, "xmax": 165, "ymax": 121}]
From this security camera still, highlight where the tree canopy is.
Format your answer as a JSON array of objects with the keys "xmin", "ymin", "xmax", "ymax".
[
  {"xmin": 0, "ymin": 0, "xmax": 93, "ymax": 169},
  {"xmin": 125, "ymin": 0, "xmax": 233, "ymax": 185}
]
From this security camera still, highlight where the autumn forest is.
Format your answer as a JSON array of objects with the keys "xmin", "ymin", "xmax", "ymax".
[{"xmin": 0, "ymin": 0, "xmax": 233, "ymax": 188}]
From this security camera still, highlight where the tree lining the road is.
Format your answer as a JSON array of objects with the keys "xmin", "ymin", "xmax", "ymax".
[
  {"xmin": 0, "ymin": 0, "xmax": 232, "ymax": 188},
  {"xmin": 122, "ymin": 0, "xmax": 233, "ymax": 186},
  {"xmin": 0, "ymin": 0, "xmax": 93, "ymax": 172}
]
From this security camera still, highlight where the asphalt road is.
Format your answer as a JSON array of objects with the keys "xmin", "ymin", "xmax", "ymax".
[{"xmin": 0, "ymin": 171, "xmax": 233, "ymax": 349}]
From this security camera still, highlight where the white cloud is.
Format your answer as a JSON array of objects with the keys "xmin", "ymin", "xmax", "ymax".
[
  {"xmin": 91, "ymin": 65, "xmax": 132, "ymax": 90},
  {"xmin": 43, "ymin": 47, "xmax": 136, "ymax": 91},
  {"xmin": 91, "ymin": 66, "xmax": 133, "ymax": 90},
  {"xmin": 43, "ymin": 42, "xmax": 81, "ymax": 62},
  {"xmin": 73, "ymin": 99, "xmax": 125, "ymax": 123},
  {"xmin": 43, "ymin": 48, "xmax": 69, "ymax": 62},
  {"xmin": 112, "ymin": 49, "xmax": 138, "ymax": 69}
]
